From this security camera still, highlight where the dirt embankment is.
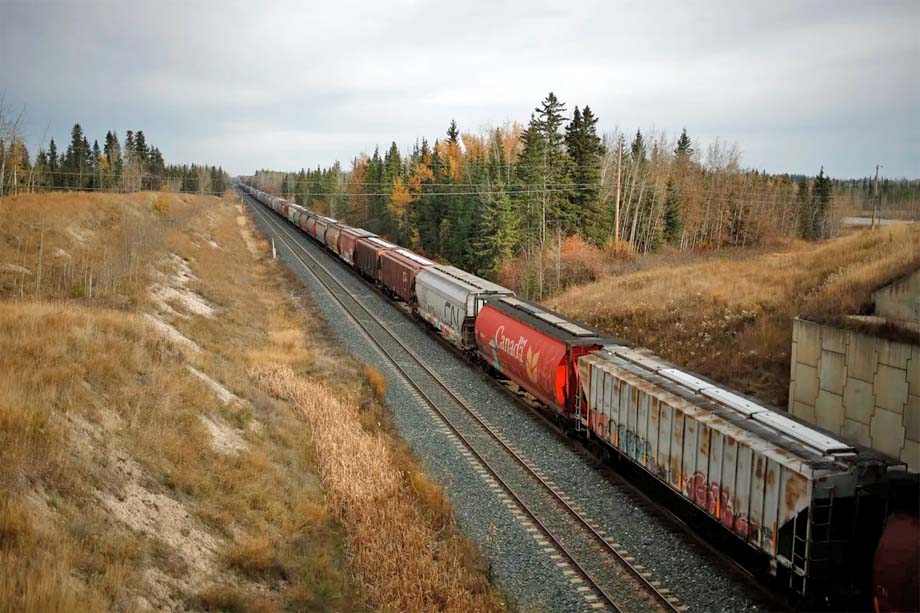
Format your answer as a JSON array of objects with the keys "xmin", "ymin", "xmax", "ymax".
[
  {"xmin": 0, "ymin": 191, "xmax": 501, "ymax": 612},
  {"xmin": 547, "ymin": 224, "xmax": 920, "ymax": 407}
]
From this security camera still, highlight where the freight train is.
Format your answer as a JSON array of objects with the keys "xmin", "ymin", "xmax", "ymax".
[{"xmin": 236, "ymin": 181, "xmax": 918, "ymax": 611}]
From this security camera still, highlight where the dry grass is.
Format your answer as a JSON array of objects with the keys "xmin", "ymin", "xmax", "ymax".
[
  {"xmin": 364, "ymin": 364, "xmax": 389, "ymax": 401},
  {"xmin": 547, "ymin": 224, "xmax": 920, "ymax": 407},
  {"xmin": 0, "ymin": 191, "xmax": 366, "ymax": 611},
  {"xmin": 253, "ymin": 365, "xmax": 500, "ymax": 613}
]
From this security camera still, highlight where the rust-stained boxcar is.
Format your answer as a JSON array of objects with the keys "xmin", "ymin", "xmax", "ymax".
[
  {"xmin": 287, "ymin": 203, "xmax": 305, "ymax": 226},
  {"xmin": 324, "ymin": 223, "xmax": 344, "ymax": 253},
  {"xmin": 354, "ymin": 237, "xmax": 399, "ymax": 280},
  {"xmin": 299, "ymin": 210, "xmax": 317, "ymax": 235},
  {"xmin": 378, "ymin": 248, "xmax": 434, "ymax": 303},
  {"xmin": 578, "ymin": 344, "xmax": 905, "ymax": 598},
  {"xmin": 338, "ymin": 227, "xmax": 376, "ymax": 266},
  {"xmin": 475, "ymin": 296, "xmax": 606, "ymax": 415},
  {"xmin": 311, "ymin": 216, "xmax": 337, "ymax": 243}
]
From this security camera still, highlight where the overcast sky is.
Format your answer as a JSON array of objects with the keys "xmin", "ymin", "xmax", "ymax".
[{"xmin": 2, "ymin": 0, "xmax": 917, "ymax": 178}]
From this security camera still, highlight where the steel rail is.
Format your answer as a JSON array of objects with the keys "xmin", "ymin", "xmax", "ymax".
[{"xmin": 242, "ymin": 189, "xmax": 683, "ymax": 612}]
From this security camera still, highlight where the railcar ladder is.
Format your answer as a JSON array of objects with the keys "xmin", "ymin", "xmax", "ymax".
[
  {"xmin": 790, "ymin": 485, "xmax": 835, "ymax": 595},
  {"xmin": 574, "ymin": 387, "xmax": 588, "ymax": 435}
]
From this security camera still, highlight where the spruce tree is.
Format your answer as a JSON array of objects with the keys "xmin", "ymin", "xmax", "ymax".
[
  {"xmin": 565, "ymin": 104, "xmax": 605, "ymax": 244},
  {"xmin": 34, "ymin": 149, "xmax": 47, "ymax": 188},
  {"xmin": 366, "ymin": 147, "xmax": 386, "ymax": 235},
  {"xmin": 515, "ymin": 115, "xmax": 547, "ymax": 246},
  {"xmin": 518, "ymin": 92, "xmax": 572, "ymax": 241},
  {"xmin": 91, "ymin": 140, "xmax": 102, "ymax": 188},
  {"xmin": 675, "ymin": 128, "xmax": 693, "ymax": 158},
  {"xmin": 47, "ymin": 139, "xmax": 59, "ymax": 187},
  {"xmin": 103, "ymin": 130, "xmax": 122, "ymax": 185},
  {"xmin": 472, "ymin": 132, "xmax": 518, "ymax": 277},
  {"xmin": 446, "ymin": 119, "xmax": 460, "ymax": 146},
  {"xmin": 64, "ymin": 124, "xmax": 87, "ymax": 188},
  {"xmin": 416, "ymin": 139, "xmax": 444, "ymax": 256},
  {"xmin": 663, "ymin": 177, "xmax": 683, "ymax": 244},
  {"xmin": 813, "ymin": 167, "xmax": 832, "ymax": 239}
]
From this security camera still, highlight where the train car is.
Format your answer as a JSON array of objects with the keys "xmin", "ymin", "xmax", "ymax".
[
  {"xmin": 416, "ymin": 265, "xmax": 513, "ymax": 351},
  {"xmin": 312, "ymin": 216, "xmax": 337, "ymax": 243},
  {"xmin": 298, "ymin": 210, "xmax": 317, "ymax": 235},
  {"xmin": 474, "ymin": 296, "xmax": 607, "ymax": 415},
  {"xmin": 378, "ymin": 248, "xmax": 435, "ymax": 303},
  {"xmin": 324, "ymin": 223, "xmax": 344, "ymax": 253},
  {"xmin": 577, "ymin": 344, "xmax": 905, "ymax": 598},
  {"xmin": 354, "ymin": 236, "xmax": 399, "ymax": 281},
  {"xmin": 873, "ymin": 513, "xmax": 919, "ymax": 613},
  {"xmin": 338, "ymin": 227, "xmax": 376, "ymax": 266},
  {"xmin": 288, "ymin": 203, "xmax": 306, "ymax": 226}
]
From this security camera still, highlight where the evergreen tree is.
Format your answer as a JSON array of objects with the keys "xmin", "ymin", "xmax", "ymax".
[
  {"xmin": 628, "ymin": 129, "xmax": 657, "ymax": 250},
  {"xmin": 103, "ymin": 130, "xmax": 122, "ymax": 185},
  {"xmin": 514, "ymin": 115, "xmax": 547, "ymax": 245},
  {"xmin": 416, "ymin": 139, "xmax": 444, "ymax": 256},
  {"xmin": 472, "ymin": 131, "xmax": 518, "ymax": 277},
  {"xmin": 133, "ymin": 130, "xmax": 148, "ymax": 157},
  {"xmin": 675, "ymin": 128, "xmax": 694, "ymax": 159},
  {"xmin": 47, "ymin": 138, "xmax": 59, "ymax": 187},
  {"xmin": 813, "ymin": 167, "xmax": 832, "ymax": 239},
  {"xmin": 663, "ymin": 177, "xmax": 683, "ymax": 244},
  {"xmin": 534, "ymin": 92, "xmax": 572, "ymax": 231},
  {"xmin": 446, "ymin": 119, "xmax": 460, "ymax": 146},
  {"xmin": 366, "ymin": 147, "xmax": 386, "ymax": 235},
  {"xmin": 565, "ymin": 105, "xmax": 605, "ymax": 244},
  {"xmin": 91, "ymin": 140, "xmax": 102, "ymax": 188},
  {"xmin": 64, "ymin": 123, "xmax": 88, "ymax": 188}
]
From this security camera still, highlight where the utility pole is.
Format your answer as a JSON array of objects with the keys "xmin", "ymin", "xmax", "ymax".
[{"xmin": 871, "ymin": 164, "xmax": 881, "ymax": 229}]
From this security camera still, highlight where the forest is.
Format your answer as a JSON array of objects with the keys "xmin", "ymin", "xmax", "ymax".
[
  {"xmin": 248, "ymin": 92, "xmax": 918, "ymax": 298},
  {"xmin": 0, "ymin": 121, "xmax": 230, "ymax": 198}
]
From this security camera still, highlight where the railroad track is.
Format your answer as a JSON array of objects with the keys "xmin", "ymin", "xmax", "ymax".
[{"xmin": 242, "ymin": 190, "xmax": 685, "ymax": 613}]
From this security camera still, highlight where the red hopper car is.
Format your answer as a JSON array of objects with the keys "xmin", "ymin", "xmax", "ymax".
[
  {"xmin": 354, "ymin": 237, "xmax": 400, "ymax": 281},
  {"xmin": 338, "ymin": 227, "xmax": 376, "ymax": 266},
  {"xmin": 378, "ymin": 248, "xmax": 434, "ymax": 303},
  {"xmin": 475, "ymin": 296, "xmax": 607, "ymax": 415}
]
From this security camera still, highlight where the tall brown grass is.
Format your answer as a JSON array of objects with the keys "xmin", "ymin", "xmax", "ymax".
[
  {"xmin": 253, "ymin": 365, "xmax": 500, "ymax": 612},
  {"xmin": 548, "ymin": 224, "xmax": 920, "ymax": 406},
  {"xmin": 0, "ymin": 191, "xmax": 365, "ymax": 611}
]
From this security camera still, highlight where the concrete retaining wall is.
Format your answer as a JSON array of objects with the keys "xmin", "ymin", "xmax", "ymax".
[
  {"xmin": 789, "ymin": 318, "xmax": 920, "ymax": 472},
  {"xmin": 873, "ymin": 268, "xmax": 920, "ymax": 323}
]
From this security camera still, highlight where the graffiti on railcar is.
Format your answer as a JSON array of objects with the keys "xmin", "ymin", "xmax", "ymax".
[
  {"xmin": 734, "ymin": 515, "xmax": 751, "ymax": 538},
  {"xmin": 684, "ymin": 471, "xmax": 743, "ymax": 529},
  {"xmin": 623, "ymin": 431, "xmax": 650, "ymax": 466}
]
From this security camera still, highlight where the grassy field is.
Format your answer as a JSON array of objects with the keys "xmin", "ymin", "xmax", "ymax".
[
  {"xmin": 0, "ymin": 191, "xmax": 501, "ymax": 612},
  {"xmin": 547, "ymin": 225, "xmax": 920, "ymax": 407}
]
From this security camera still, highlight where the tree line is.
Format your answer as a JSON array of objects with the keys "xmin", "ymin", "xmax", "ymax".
[
  {"xmin": 242, "ymin": 92, "xmax": 916, "ymax": 297},
  {"xmin": 0, "ymin": 120, "xmax": 230, "ymax": 198}
]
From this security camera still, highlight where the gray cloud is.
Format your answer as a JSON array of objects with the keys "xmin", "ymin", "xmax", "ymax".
[{"xmin": 2, "ymin": 0, "xmax": 917, "ymax": 177}]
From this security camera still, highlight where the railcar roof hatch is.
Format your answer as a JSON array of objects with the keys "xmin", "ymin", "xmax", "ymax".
[
  {"xmin": 701, "ymin": 387, "xmax": 764, "ymax": 417},
  {"xmin": 754, "ymin": 412, "xmax": 853, "ymax": 454},
  {"xmin": 659, "ymin": 367, "xmax": 712, "ymax": 393},
  {"xmin": 557, "ymin": 322, "xmax": 596, "ymax": 337}
]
